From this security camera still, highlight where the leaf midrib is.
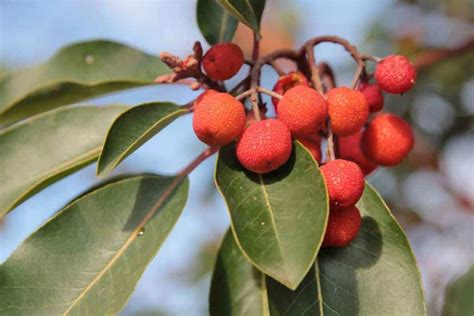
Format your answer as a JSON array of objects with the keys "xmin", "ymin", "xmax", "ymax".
[
  {"xmin": 257, "ymin": 174, "xmax": 288, "ymax": 279},
  {"xmin": 0, "ymin": 79, "xmax": 155, "ymax": 115},
  {"xmin": 219, "ymin": 11, "xmax": 230, "ymax": 42},
  {"xmin": 62, "ymin": 175, "xmax": 186, "ymax": 315}
]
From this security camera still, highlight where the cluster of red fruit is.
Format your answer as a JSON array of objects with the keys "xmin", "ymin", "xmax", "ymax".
[{"xmin": 192, "ymin": 42, "xmax": 416, "ymax": 248}]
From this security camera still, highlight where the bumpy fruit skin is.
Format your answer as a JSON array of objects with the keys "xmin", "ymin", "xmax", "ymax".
[
  {"xmin": 236, "ymin": 119, "xmax": 292, "ymax": 174},
  {"xmin": 272, "ymin": 71, "xmax": 309, "ymax": 111},
  {"xmin": 375, "ymin": 55, "xmax": 417, "ymax": 94},
  {"xmin": 361, "ymin": 113, "xmax": 414, "ymax": 166},
  {"xmin": 321, "ymin": 159, "xmax": 365, "ymax": 208},
  {"xmin": 358, "ymin": 82, "xmax": 384, "ymax": 112},
  {"xmin": 338, "ymin": 130, "xmax": 377, "ymax": 175},
  {"xmin": 297, "ymin": 135, "xmax": 321, "ymax": 163},
  {"xmin": 326, "ymin": 87, "xmax": 369, "ymax": 136},
  {"xmin": 323, "ymin": 205, "xmax": 361, "ymax": 247},
  {"xmin": 202, "ymin": 43, "xmax": 244, "ymax": 81},
  {"xmin": 193, "ymin": 91, "xmax": 246, "ymax": 146},
  {"xmin": 277, "ymin": 86, "xmax": 327, "ymax": 137}
]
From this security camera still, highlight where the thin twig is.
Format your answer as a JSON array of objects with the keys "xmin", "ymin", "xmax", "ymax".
[
  {"xmin": 229, "ymin": 76, "xmax": 251, "ymax": 95},
  {"xmin": 300, "ymin": 36, "xmax": 366, "ymax": 89},
  {"xmin": 256, "ymin": 86, "xmax": 283, "ymax": 100},
  {"xmin": 318, "ymin": 62, "xmax": 337, "ymax": 91},
  {"xmin": 413, "ymin": 37, "xmax": 474, "ymax": 69},
  {"xmin": 235, "ymin": 89, "xmax": 254, "ymax": 101},
  {"xmin": 305, "ymin": 45, "xmax": 324, "ymax": 93},
  {"xmin": 269, "ymin": 60, "xmax": 286, "ymax": 76},
  {"xmin": 131, "ymin": 146, "xmax": 218, "ymax": 246},
  {"xmin": 326, "ymin": 120, "xmax": 336, "ymax": 162}
]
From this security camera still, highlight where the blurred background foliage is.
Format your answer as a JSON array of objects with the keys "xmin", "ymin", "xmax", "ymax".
[{"xmin": 0, "ymin": 0, "xmax": 472, "ymax": 315}]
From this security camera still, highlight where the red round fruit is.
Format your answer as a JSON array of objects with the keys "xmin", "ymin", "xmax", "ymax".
[
  {"xmin": 272, "ymin": 71, "xmax": 309, "ymax": 111},
  {"xmin": 193, "ymin": 91, "xmax": 246, "ymax": 146},
  {"xmin": 375, "ymin": 55, "xmax": 417, "ymax": 94},
  {"xmin": 277, "ymin": 86, "xmax": 327, "ymax": 137},
  {"xmin": 236, "ymin": 119, "xmax": 292, "ymax": 174},
  {"xmin": 338, "ymin": 130, "xmax": 378, "ymax": 175},
  {"xmin": 297, "ymin": 135, "xmax": 322, "ymax": 163},
  {"xmin": 361, "ymin": 113, "xmax": 414, "ymax": 166},
  {"xmin": 202, "ymin": 43, "xmax": 244, "ymax": 80},
  {"xmin": 323, "ymin": 205, "xmax": 361, "ymax": 247},
  {"xmin": 358, "ymin": 82, "xmax": 384, "ymax": 112},
  {"xmin": 326, "ymin": 87, "xmax": 369, "ymax": 136},
  {"xmin": 320, "ymin": 159, "xmax": 365, "ymax": 208}
]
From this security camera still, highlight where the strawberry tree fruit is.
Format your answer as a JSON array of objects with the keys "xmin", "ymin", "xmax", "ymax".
[{"xmin": 0, "ymin": 1, "xmax": 428, "ymax": 314}]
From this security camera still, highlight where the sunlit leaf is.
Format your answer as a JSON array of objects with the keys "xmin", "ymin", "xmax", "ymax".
[
  {"xmin": 210, "ymin": 185, "xmax": 427, "ymax": 315},
  {"xmin": 0, "ymin": 40, "xmax": 167, "ymax": 126},
  {"xmin": 215, "ymin": 142, "xmax": 328, "ymax": 290},
  {"xmin": 0, "ymin": 174, "xmax": 189, "ymax": 314},
  {"xmin": 0, "ymin": 105, "xmax": 127, "ymax": 217}
]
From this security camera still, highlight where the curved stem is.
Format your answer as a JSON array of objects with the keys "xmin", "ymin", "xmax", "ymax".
[
  {"xmin": 326, "ymin": 120, "xmax": 336, "ymax": 162},
  {"xmin": 305, "ymin": 45, "xmax": 324, "ymax": 93},
  {"xmin": 300, "ymin": 36, "xmax": 365, "ymax": 89}
]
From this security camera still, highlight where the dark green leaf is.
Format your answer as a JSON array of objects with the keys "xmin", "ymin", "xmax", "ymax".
[
  {"xmin": 210, "ymin": 184, "xmax": 426, "ymax": 315},
  {"xmin": 217, "ymin": 0, "xmax": 266, "ymax": 36},
  {"xmin": 443, "ymin": 265, "xmax": 474, "ymax": 316},
  {"xmin": 266, "ymin": 184, "xmax": 426, "ymax": 315},
  {"xmin": 0, "ymin": 174, "xmax": 189, "ymax": 315},
  {"xmin": 97, "ymin": 102, "xmax": 189, "ymax": 176},
  {"xmin": 210, "ymin": 229, "xmax": 269, "ymax": 316},
  {"xmin": 0, "ymin": 105, "xmax": 127, "ymax": 218},
  {"xmin": 197, "ymin": 0, "xmax": 239, "ymax": 45},
  {"xmin": 0, "ymin": 40, "xmax": 167, "ymax": 126},
  {"xmin": 215, "ymin": 142, "xmax": 328, "ymax": 290}
]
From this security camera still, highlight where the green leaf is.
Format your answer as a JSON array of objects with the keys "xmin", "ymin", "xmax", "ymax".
[
  {"xmin": 443, "ymin": 265, "xmax": 474, "ymax": 316},
  {"xmin": 0, "ymin": 174, "xmax": 189, "ymax": 315},
  {"xmin": 0, "ymin": 105, "xmax": 127, "ymax": 217},
  {"xmin": 210, "ymin": 184, "xmax": 427, "ymax": 315},
  {"xmin": 197, "ymin": 0, "xmax": 239, "ymax": 45},
  {"xmin": 215, "ymin": 142, "xmax": 328, "ymax": 290},
  {"xmin": 97, "ymin": 102, "xmax": 189, "ymax": 176},
  {"xmin": 266, "ymin": 184, "xmax": 426, "ymax": 315},
  {"xmin": 217, "ymin": 0, "xmax": 266, "ymax": 36},
  {"xmin": 0, "ymin": 40, "xmax": 167, "ymax": 126},
  {"xmin": 210, "ymin": 229, "xmax": 269, "ymax": 316}
]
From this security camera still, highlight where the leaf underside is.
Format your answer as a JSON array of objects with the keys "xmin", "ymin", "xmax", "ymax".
[
  {"xmin": 0, "ymin": 40, "xmax": 168, "ymax": 126},
  {"xmin": 0, "ymin": 174, "xmax": 189, "ymax": 315},
  {"xmin": 0, "ymin": 105, "xmax": 127, "ymax": 217}
]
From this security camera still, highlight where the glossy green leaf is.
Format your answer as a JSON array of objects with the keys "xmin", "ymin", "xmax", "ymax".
[
  {"xmin": 215, "ymin": 142, "xmax": 328, "ymax": 290},
  {"xmin": 197, "ymin": 0, "xmax": 239, "ymax": 45},
  {"xmin": 97, "ymin": 102, "xmax": 189, "ymax": 176},
  {"xmin": 0, "ymin": 105, "xmax": 127, "ymax": 217},
  {"xmin": 0, "ymin": 40, "xmax": 167, "ymax": 126},
  {"xmin": 0, "ymin": 174, "xmax": 189, "ymax": 315},
  {"xmin": 210, "ymin": 229, "xmax": 269, "ymax": 316},
  {"xmin": 217, "ymin": 0, "xmax": 266, "ymax": 36},
  {"xmin": 443, "ymin": 265, "xmax": 474, "ymax": 316},
  {"xmin": 266, "ymin": 184, "xmax": 426, "ymax": 315},
  {"xmin": 210, "ymin": 184, "xmax": 426, "ymax": 315}
]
